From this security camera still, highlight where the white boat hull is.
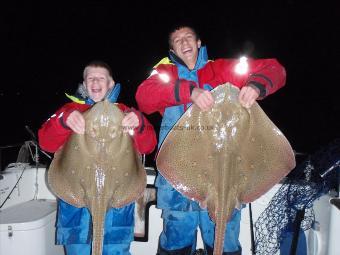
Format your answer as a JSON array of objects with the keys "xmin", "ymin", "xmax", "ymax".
[{"xmin": 1, "ymin": 164, "xmax": 339, "ymax": 255}]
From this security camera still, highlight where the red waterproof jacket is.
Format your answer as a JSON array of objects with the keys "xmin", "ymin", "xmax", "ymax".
[
  {"xmin": 38, "ymin": 101, "xmax": 157, "ymax": 155},
  {"xmin": 136, "ymin": 52, "xmax": 286, "ymax": 116}
]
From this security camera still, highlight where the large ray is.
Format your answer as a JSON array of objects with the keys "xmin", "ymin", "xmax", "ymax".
[
  {"xmin": 156, "ymin": 83, "xmax": 295, "ymax": 255},
  {"xmin": 48, "ymin": 100, "xmax": 146, "ymax": 255}
]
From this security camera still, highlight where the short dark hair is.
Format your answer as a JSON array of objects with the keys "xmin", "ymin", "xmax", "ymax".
[
  {"xmin": 83, "ymin": 60, "xmax": 113, "ymax": 79},
  {"xmin": 168, "ymin": 25, "xmax": 200, "ymax": 49}
]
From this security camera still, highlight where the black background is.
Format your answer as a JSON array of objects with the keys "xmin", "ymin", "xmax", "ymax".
[{"xmin": 2, "ymin": 1, "xmax": 339, "ymax": 168}]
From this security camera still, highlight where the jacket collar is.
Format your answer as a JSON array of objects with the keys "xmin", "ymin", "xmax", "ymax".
[{"xmin": 169, "ymin": 46, "xmax": 208, "ymax": 71}]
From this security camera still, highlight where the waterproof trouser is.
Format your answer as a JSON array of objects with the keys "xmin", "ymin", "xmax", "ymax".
[
  {"xmin": 157, "ymin": 209, "xmax": 242, "ymax": 255},
  {"xmin": 56, "ymin": 199, "xmax": 134, "ymax": 255}
]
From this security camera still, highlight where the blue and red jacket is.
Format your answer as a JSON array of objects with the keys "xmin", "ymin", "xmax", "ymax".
[{"xmin": 136, "ymin": 46, "xmax": 286, "ymax": 210}]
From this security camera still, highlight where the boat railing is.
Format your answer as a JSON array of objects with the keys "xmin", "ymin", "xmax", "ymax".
[{"xmin": 0, "ymin": 140, "xmax": 51, "ymax": 171}]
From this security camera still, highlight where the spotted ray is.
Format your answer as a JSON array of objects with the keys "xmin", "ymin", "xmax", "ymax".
[
  {"xmin": 48, "ymin": 100, "xmax": 146, "ymax": 255},
  {"xmin": 156, "ymin": 83, "xmax": 296, "ymax": 255}
]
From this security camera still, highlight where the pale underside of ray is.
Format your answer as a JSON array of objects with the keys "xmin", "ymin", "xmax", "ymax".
[
  {"xmin": 48, "ymin": 100, "xmax": 146, "ymax": 255},
  {"xmin": 156, "ymin": 83, "xmax": 296, "ymax": 255}
]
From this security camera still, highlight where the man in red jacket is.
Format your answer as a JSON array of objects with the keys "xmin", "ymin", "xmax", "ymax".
[
  {"xmin": 136, "ymin": 25, "xmax": 286, "ymax": 255},
  {"xmin": 39, "ymin": 60, "xmax": 157, "ymax": 255}
]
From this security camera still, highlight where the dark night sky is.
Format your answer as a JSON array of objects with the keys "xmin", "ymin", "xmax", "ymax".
[{"xmin": 2, "ymin": 1, "xmax": 339, "ymax": 164}]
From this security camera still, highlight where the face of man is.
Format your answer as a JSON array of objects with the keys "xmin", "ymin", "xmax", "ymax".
[
  {"xmin": 84, "ymin": 66, "xmax": 114, "ymax": 102},
  {"xmin": 170, "ymin": 27, "xmax": 201, "ymax": 70}
]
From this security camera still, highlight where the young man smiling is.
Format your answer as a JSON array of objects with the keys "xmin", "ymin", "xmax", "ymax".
[{"xmin": 136, "ymin": 25, "xmax": 286, "ymax": 255}]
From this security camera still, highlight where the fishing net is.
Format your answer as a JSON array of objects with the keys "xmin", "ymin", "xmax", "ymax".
[{"xmin": 254, "ymin": 138, "xmax": 340, "ymax": 255}]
